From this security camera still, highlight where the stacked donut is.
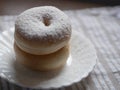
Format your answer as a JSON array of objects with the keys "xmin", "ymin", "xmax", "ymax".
[{"xmin": 14, "ymin": 6, "xmax": 71, "ymax": 71}]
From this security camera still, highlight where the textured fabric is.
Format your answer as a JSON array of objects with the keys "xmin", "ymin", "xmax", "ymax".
[{"xmin": 0, "ymin": 6, "xmax": 120, "ymax": 90}]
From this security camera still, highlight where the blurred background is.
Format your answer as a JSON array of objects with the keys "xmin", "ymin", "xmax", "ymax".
[
  {"xmin": 0, "ymin": 0, "xmax": 120, "ymax": 90},
  {"xmin": 0, "ymin": 0, "xmax": 120, "ymax": 15}
]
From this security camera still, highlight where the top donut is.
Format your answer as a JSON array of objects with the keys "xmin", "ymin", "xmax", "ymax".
[{"xmin": 14, "ymin": 6, "xmax": 72, "ymax": 55}]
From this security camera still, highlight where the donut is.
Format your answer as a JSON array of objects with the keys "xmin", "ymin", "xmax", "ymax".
[
  {"xmin": 14, "ymin": 6, "xmax": 71, "ymax": 55},
  {"xmin": 14, "ymin": 42, "xmax": 69, "ymax": 71}
]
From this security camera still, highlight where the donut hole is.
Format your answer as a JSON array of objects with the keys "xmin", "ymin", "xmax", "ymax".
[{"xmin": 43, "ymin": 17, "xmax": 51, "ymax": 26}]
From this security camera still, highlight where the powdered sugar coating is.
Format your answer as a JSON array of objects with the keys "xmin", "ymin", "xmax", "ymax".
[{"xmin": 14, "ymin": 6, "xmax": 71, "ymax": 55}]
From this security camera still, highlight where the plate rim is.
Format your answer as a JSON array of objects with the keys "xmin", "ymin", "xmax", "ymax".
[{"xmin": 0, "ymin": 30, "xmax": 97, "ymax": 89}]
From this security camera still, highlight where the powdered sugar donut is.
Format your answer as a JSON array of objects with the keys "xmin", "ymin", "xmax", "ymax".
[{"xmin": 14, "ymin": 6, "xmax": 71, "ymax": 55}]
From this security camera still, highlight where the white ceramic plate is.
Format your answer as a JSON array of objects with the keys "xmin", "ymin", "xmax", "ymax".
[{"xmin": 0, "ymin": 29, "xmax": 97, "ymax": 89}]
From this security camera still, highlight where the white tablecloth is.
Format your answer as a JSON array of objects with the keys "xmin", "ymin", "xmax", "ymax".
[{"xmin": 0, "ymin": 6, "xmax": 120, "ymax": 90}]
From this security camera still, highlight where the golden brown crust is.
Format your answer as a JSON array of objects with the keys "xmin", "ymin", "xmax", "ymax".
[{"xmin": 14, "ymin": 42, "xmax": 69, "ymax": 71}]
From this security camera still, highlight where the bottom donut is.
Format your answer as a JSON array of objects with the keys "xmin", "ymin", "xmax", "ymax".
[{"xmin": 14, "ymin": 42, "xmax": 69, "ymax": 71}]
